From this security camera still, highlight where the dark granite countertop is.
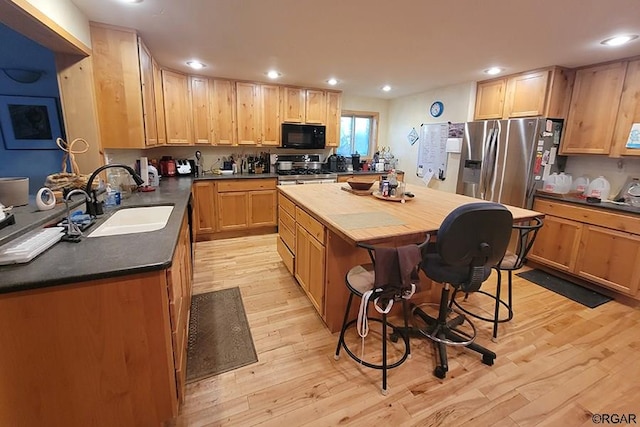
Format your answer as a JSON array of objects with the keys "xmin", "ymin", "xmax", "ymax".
[
  {"xmin": 534, "ymin": 191, "xmax": 640, "ymax": 216},
  {"xmin": 0, "ymin": 177, "xmax": 194, "ymax": 294},
  {"xmin": 194, "ymin": 172, "xmax": 279, "ymax": 181}
]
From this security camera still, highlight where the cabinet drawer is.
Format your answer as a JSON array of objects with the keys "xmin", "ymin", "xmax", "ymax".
[
  {"xmin": 279, "ymin": 218, "xmax": 295, "ymax": 252},
  {"xmin": 279, "ymin": 193, "xmax": 296, "ymax": 217},
  {"xmin": 296, "ymin": 207, "xmax": 325, "ymax": 244},
  {"xmin": 279, "ymin": 206, "xmax": 295, "ymax": 231},
  {"xmin": 277, "ymin": 237, "xmax": 294, "ymax": 275},
  {"xmin": 217, "ymin": 178, "xmax": 277, "ymax": 192}
]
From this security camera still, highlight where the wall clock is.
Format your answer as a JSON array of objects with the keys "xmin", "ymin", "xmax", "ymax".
[{"xmin": 430, "ymin": 101, "xmax": 444, "ymax": 118}]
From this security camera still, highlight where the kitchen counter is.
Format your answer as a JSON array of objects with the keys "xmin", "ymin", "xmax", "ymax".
[
  {"xmin": 0, "ymin": 176, "xmax": 193, "ymax": 294},
  {"xmin": 194, "ymin": 172, "xmax": 279, "ymax": 180},
  {"xmin": 534, "ymin": 191, "xmax": 640, "ymax": 216}
]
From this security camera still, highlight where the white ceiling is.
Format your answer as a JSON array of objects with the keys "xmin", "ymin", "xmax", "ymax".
[{"xmin": 70, "ymin": 0, "xmax": 640, "ymax": 99}]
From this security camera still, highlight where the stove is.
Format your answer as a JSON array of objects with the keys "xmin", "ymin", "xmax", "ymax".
[{"xmin": 276, "ymin": 154, "xmax": 337, "ymax": 184}]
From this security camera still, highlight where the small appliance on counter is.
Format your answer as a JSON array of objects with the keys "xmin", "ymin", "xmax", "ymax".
[
  {"xmin": 159, "ymin": 156, "xmax": 176, "ymax": 177},
  {"xmin": 176, "ymin": 159, "xmax": 192, "ymax": 175},
  {"xmin": 351, "ymin": 153, "xmax": 361, "ymax": 171}
]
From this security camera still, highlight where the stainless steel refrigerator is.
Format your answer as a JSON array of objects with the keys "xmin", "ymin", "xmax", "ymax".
[{"xmin": 456, "ymin": 118, "xmax": 565, "ymax": 209}]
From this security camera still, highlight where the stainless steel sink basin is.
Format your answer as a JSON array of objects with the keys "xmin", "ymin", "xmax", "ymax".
[{"xmin": 88, "ymin": 205, "xmax": 174, "ymax": 237}]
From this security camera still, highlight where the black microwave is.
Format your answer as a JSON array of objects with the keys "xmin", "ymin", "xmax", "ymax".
[{"xmin": 281, "ymin": 124, "xmax": 326, "ymax": 149}]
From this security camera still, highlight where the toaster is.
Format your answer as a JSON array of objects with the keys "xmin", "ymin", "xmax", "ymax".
[{"xmin": 176, "ymin": 159, "xmax": 192, "ymax": 175}]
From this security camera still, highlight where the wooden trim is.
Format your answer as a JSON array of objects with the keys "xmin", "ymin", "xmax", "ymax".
[
  {"xmin": 0, "ymin": 0, "xmax": 91, "ymax": 56},
  {"xmin": 341, "ymin": 110, "xmax": 379, "ymax": 158}
]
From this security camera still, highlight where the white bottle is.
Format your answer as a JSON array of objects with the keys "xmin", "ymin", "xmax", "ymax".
[
  {"xmin": 586, "ymin": 176, "xmax": 611, "ymax": 201},
  {"xmin": 148, "ymin": 164, "xmax": 160, "ymax": 187}
]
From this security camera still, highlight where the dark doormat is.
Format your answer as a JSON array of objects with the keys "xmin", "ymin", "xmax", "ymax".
[
  {"xmin": 516, "ymin": 269, "xmax": 612, "ymax": 308},
  {"xmin": 186, "ymin": 287, "xmax": 258, "ymax": 383}
]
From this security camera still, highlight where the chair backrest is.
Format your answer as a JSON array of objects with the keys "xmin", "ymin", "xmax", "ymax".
[
  {"xmin": 436, "ymin": 202, "xmax": 513, "ymax": 290},
  {"xmin": 498, "ymin": 217, "xmax": 544, "ymax": 271}
]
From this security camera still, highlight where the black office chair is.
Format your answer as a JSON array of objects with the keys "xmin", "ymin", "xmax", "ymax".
[
  {"xmin": 412, "ymin": 202, "xmax": 512, "ymax": 379},
  {"xmin": 334, "ymin": 236, "xmax": 430, "ymax": 395},
  {"xmin": 451, "ymin": 217, "xmax": 544, "ymax": 340}
]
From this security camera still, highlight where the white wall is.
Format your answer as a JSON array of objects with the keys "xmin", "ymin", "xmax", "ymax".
[
  {"xmin": 24, "ymin": 0, "xmax": 91, "ymax": 47},
  {"xmin": 564, "ymin": 156, "xmax": 640, "ymax": 198},
  {"xmin": 386, "ymin": 82, "xmax": 476, "ymax": 192}
]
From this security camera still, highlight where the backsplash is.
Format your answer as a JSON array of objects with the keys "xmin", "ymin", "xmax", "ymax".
[{"xmin": 564, "ymin": 155, "xmax": 640, "ymax": 196}]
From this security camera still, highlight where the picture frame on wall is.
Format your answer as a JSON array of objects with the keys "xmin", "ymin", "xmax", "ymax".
[{"xmin": 0, "ymin": 95, "xmax": 63, "ymax": 150}]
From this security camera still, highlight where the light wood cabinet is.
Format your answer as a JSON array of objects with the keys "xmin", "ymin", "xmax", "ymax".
[
  {"xmin": 325, "ymin": 91, "xmax": 341, "ymax": 147},
  {"xmin": 89, "ymin": 23, "xmax": 146, "ymax": 149},
  {"xmin": 283, "ymin": 87, "xmax": 332, "ymax": 125},
  {"xmin": 294, "ymin": 209, "xmax": 326, "ymax": 314},
  {"xmin": 138, "ymin": 38, "xmax": 159, "ymax": 146},
  {"xmin": 153, "ymin": 58, "xmax": 167, "ymax": 144},
  {"xmin": 529, "ymin": 198, "xmax": 640, "ymax": 299},
  {"xmin": 283, "ymin": 87, "xmax": 305, "ymax": 122},
  {"xmin": 192, "ymin": 180, "xmax": 217, "ymax": 237},
  {"xmin": 190, "ymin": 76, "xmax": 212, "ymax": 144},
  {"xmin": 260, "ymin": 84, "xmax": 281, "ymax": 146},
  {"xmin": 236, "ymin": 82, "xmax": 261, "ymax": 145},
  {"xmin": 305, "ymin": 89, "xmax": 326, "ymax": 123},
  {"xmin": 210, "ymin": 78, "xmax": 236, "ymax": 145},
  {"xmin": 208, "ymin": 178, "xmax": 277, "ymax": 234},
  {"xmin": 611, "ymin": 59, "xmax": 640, "ymax": 157},
  {"xmin": 0, "ymin": 209, "xmax": 192, "ymax": 426},
  {"xmin": 561, "ymin": 61, "xmax": 627, "ymax": 155},
  {"xmin": 162, "ymin": 69, "xmax": 193, "ymax": 144},
  {"xmin": 474, "ymin": 67, "xmax": 573, "ymax": 120}
]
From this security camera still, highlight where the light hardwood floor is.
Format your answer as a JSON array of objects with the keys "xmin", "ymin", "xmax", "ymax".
[{"xmin": 174, "ymin": 234, "xmax": 640, "ymax": 426}]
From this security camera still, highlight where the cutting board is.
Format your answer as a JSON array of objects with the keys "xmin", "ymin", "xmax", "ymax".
[{"xmin": 341, "ymin": 186, "xmax": 374, "ymax": 196}]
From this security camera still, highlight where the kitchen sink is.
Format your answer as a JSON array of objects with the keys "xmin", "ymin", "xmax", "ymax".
[{"xmin": 88, "ymin": 205, "xmax": 174, "ymax": 237}]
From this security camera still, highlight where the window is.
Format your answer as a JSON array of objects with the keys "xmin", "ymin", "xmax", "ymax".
[{"xmin": 337, "ymin": 111, "xmax": 378, "ymax": 158}]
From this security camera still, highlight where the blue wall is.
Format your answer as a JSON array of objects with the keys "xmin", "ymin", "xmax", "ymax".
[{"xmin": 0, "ymin": 23, "xmax": 64, "ymax": 194}]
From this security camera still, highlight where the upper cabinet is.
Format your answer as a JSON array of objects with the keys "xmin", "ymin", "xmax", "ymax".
[
  {"xmin": 235, "ymin": 82, "xmax": 261, "ymax": 145},
  {"xmin": 561, "ymin": 61, "xmax": 627, "ymax": 155},
  {"xmin": 474, "ymin": 67, "xmax": 574, "ymax": 120},
  {"xmin": 190, "ymin": 76, "xmax": 212, "ymax": 144},
  {"xmin": 261, "ymin": 84, "xmax": 282, "ymax": 146},
  {"xmin": 138, "ymin": 39, "xmax": 159, "ymax": 147},
  {"xmin": 90, "ymin": 24, "xmax": 146, "ymax": 149},
  {"xmin": 282, "ymin": 87, "xmax": 329, "ymax": 124},
  {"xmin": 611, "ymin": 59, "xmax": 640, "ymax": 157},
  {"xmin": 152, "ymin": 58, "xmax": 167, "ymax": 145},
  {"xmin": 325, "ymin": 91, "xmax": 342, "ymax": 147},
  {"xmin": 162, "ymin": 70, "xmax": 193, "ymax": 144},
  {"xmin": 210, "ymin": 79, "xmax": 236, "ymax": 146}
]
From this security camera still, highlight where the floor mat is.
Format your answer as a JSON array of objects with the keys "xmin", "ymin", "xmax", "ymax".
[
  {"xmin": 516, "ymin": 269, "xmax": 612, "ymax": 308},
  {"xmin": 186, "ymin": 287, "xmax": 258, "ymax": 383}
]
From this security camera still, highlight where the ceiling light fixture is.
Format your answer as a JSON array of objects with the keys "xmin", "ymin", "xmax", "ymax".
[
  {"xmin": 600, "ymin": 35, "xmax": 639, "ymax": 46},
  {"xmin": 120, "ymin": 0, "xmax": 143, "ymax": 3},
  {"xmin": 327, "ymin": 78, "xmax": 338, "ymax": 86},
  {"xmin": 186, "ymin": 61, "xmax": 205, "ymax": 70},
  {"xmin": 266, "ymin": 70, "xmax": 281, "ymax": 79},
  {"xmin": 382, "ymin": 85, "xmax": 391, "ymax": 92},
  {"xmin": 484, "ymin": 67, "xmax": 503, "ymax": 75}
]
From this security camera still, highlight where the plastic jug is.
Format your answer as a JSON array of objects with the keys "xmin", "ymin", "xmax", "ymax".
[
  {"xmin": 543, "ymin": 173, "xmax": 559, "ymax": 193},
  {"xmin": 556, "ymin": 173, "xmax": 572, "ymax": 194},
  {"xmin": 572, "ymin": 176, "xmax": 590, "ymax": 194},
  {"xmin": 585, "ymin": 176, "xmax": 611, "ymax": 201}
]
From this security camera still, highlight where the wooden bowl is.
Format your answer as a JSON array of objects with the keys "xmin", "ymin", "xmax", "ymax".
[{"xmin": 347, "ymin": 178, "xmax": 375, "ymax": 191}]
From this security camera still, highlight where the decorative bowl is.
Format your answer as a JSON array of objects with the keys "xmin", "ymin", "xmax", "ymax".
[{"xmin": 347, "ymin": 178, "xmax": 375, "ymax": 191}]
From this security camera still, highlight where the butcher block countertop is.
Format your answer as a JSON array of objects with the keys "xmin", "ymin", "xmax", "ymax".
[{"xmin": 278, "ymin": 183, "xmax": 543, "ymax": 245}]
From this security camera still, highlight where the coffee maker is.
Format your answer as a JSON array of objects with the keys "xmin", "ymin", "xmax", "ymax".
[{"xmin": 351, "ymin": 153, "xmax": 361, "ymax": 171}]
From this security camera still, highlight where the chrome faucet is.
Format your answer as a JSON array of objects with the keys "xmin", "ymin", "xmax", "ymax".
[
  {"xmin": 64, "ymin": 189, "xmax": 92, "ymax": 240},
  {"xmin": 85, "ymin": 164, "xmax": 145, "ymax": 216}
]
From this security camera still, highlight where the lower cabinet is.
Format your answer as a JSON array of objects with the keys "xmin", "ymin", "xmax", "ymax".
[
  {"xmin": 529, "ymin": 198, "xmax": 640, "ymax": 298},
  {"xmin": 277, "ymin": 193, "xmax": 327, "ymax": 316},
  {"xmin": 0, "ymin": 209, "xmax": 193, "ymax": 427},
  {"xmin": 192, "ymin": 178, "xmax": 277, "ymax": 239}
]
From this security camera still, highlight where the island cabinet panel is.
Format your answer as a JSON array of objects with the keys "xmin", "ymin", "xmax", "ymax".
[
  {"xmin": 561, "ymin": 61, "xmax": 626, "ymax": 155},
  {"xmin": 192, "ymin": 181, "xmax": 217, "ymax": 237},
  {"xmin": 530, "ymin": 198, "xmax": 640, "ymax": 299},
  {"xmin": 295, "ymin": 222, "xmax": 326, "ymax": 314},
  {"xmin": 277, "ymin": 193, "xmax": 296, "ymax": 274},
  {"xmin": 210, "ymin": 78, "xmax": 236, "ymax": 145},
  {"xmin": 163, "ymin": 69, "xmax": 193, "ymax": 144}
]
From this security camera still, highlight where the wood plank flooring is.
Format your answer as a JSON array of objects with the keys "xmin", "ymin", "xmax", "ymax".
[{"xmin": 173, "ymin": 234, "xmax": 640, "ymax": 426}]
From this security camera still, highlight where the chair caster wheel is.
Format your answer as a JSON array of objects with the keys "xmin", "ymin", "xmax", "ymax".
[
  {"xmin": 482, "ymin": 355, "xmax": 495, "ymax": 366},
  {"xmin": 434, "ymin": 366, "xmax": 447, "ymax": 379}
]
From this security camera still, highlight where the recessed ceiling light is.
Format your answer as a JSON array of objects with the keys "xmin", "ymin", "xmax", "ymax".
[
  {"xmin": 382, "ymin": 85, "xmax": 391, "ymax": 92},
  {"xmin": 327, "ymin": 78, "xmax": 338, "ymax": 86},
  {"xmin": 266, "ymin": 70, "xmax": 281, "ymax": 79},
  {"xmin": 601, "ymin": 35, "xmax": 639, "ymax": 46},
  {"xmin": 120, "ymin": 0, "xmax": 143, "ymax": 3},
  {"xmin": 186, "ymin": 61, "xmax": 205, "ymax": 70},
  {"xmin": 484, "ymin": 67, "xmax": 503, "ymax": 75}
]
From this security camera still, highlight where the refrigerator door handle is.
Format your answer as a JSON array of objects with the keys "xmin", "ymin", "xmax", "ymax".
[{"xmin": 481, "ymin": 127, "xmax": 499, "ymax": 199}]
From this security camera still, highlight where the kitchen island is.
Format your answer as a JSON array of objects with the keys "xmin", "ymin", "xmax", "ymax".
[
  {"xmin": 0, "ymin": 177, "xmax": 193, "ymax": 427},
  {"xmin": 277, "ymin": 183, "xmax": 542, "ymax": 332}
]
